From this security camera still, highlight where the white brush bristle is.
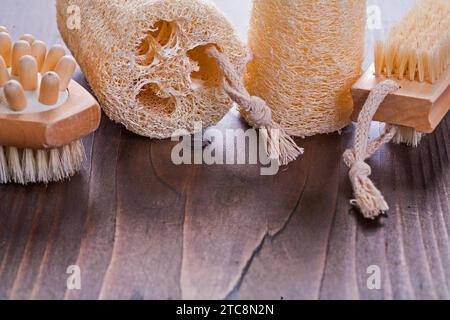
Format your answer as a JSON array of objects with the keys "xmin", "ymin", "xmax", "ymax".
[
  {"xmin": 0, "ymin": 140, "xmax": 85, "ymax": 185},
  {"xmin": 8, "ymin": 147, "xmax": 24, "ymax": 185},
  {"xmin": 49, "ymin": 148, "xmax": 64, "ymax": 182},
  {"xmin": 0, "ymin": 145, "xmax": 10, "ymax": 183},
  {"xmin": 36, "ymin": 149, "xmax": 49, "ymax": 184},
  {"xmin": 373, "ymin": 0, "xmax": 447, "ymax": 146},
  {"xmin": 70, "ymin": 140, "xmax": 85, "ymax": 171}
]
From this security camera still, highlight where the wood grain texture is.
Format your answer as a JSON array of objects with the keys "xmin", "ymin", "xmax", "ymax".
[{"xmin": 0, "ymin": 0, "xmax": 449, "ymax": 300}]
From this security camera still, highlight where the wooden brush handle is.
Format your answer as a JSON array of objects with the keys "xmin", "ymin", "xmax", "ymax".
[{"xmin": 0, "ymin": 80, "xmax": 101, "ymax": 149}]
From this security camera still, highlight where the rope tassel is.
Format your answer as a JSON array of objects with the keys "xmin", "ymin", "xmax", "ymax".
[
  {"xmin": 207, "ymin": 46, "xmax": 303, "ymax": 166},
  {"xmin": 344, "ymin": 80, "xmax": 400, "ymax": 219}
]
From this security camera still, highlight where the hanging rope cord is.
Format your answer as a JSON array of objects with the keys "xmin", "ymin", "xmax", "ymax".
[
  {"xmin": 207, "ymin": 46, "xmax": 304, "ymax": 166},
  {"xmin": 343, "ymin": 80, "xmax": 401, "ymax": 219}
]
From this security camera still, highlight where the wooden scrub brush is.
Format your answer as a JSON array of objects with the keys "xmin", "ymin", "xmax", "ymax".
[
  {"xmin": 0, "ymin": 26, "xmax": 100, "ymax": 184},
  {"xmin": 345, "ymin": 0, "xmax": 450, "ymax": 219}
]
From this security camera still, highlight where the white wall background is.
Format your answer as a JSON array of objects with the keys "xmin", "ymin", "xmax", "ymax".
[{"xmin": 0, "ymin": 0, "xmax": 419, "ymax": 69}]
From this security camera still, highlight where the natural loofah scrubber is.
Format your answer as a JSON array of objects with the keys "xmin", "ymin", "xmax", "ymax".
[
  {"xmin": 56, "ymin": 0, "xmax": 250, "ymax": 139},
  {"xmin": 245, "ymin": 0, "xmax": 366, "ymax": 137}
]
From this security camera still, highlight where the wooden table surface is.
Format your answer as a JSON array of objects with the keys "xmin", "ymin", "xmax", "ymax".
[{"xmin": 1, "ymin": 0, "xmax": 450, "ymax": 300}]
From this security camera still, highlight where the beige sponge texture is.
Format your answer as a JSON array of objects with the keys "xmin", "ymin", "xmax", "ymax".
[
  {"xmin": 56, "ymin": 0, "xmax": 248, "ymax": 139},
  {"xmin": 245, "ymin": 0, "xmax": 366, "ymax": 137}
]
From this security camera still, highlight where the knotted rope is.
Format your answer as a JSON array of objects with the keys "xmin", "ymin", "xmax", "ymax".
[
  {"xmin": 207, "ymin": 46, "xmax": 304, "ymax": 165},
  {"xmin": 343, "ymin": 80, "xmax": 400, "ymax": 219}
]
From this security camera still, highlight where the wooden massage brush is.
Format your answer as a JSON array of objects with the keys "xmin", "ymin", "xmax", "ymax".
[
  {"xmin": 351, "ymin": 0, "xmax": 450, "ymax": 146},
  {"xmin": 345, "ymin": 0, "xmax": 450, "ymax": 219},
  {"xmin": 0, "ymin": 26, "xmax": 100, "ymax": 184}
]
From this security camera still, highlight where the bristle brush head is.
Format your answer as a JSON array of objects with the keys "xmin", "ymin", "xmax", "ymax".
[{"xmin": 11, "ymin": 40, "xmax": 31, "ymax": 76}]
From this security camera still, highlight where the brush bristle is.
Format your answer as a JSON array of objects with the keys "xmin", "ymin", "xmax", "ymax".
[
  {"xmin": 0, "ymin": 141, "xmax": 85, "ymax": 185},
  {"xmin": 0, "ymin": 145, "xmax": 10, "ymax": 183},
  {"xmin": 375, "ymin": 0, "xmax": 450, "ymax": 83},
  {"xmin": 61, "ymin": 144, "xmax": 74, "ymax": 177}
]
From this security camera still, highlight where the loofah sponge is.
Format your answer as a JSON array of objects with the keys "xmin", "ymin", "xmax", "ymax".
[
  {"xmin": 245, "ymin": 0, "xmax": 366, "ymax": 137},
  {"xmin": 56, "ymin": 0, "xmax": 249, "ymax": 139}
]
